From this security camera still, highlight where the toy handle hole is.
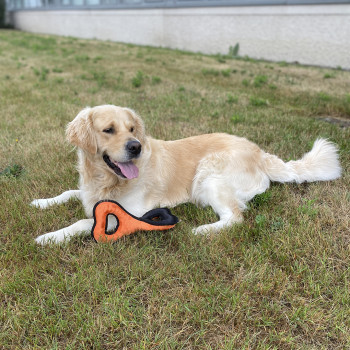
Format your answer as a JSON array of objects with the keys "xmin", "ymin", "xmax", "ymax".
[{"xmin": 106, "ymin": 214, "xmax": 119, "ymax": 235}]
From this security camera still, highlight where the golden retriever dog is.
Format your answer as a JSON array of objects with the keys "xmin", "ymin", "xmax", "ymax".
[{"xmin": 32, "ymin": 105, "xmax": 341, "ymax": 244}]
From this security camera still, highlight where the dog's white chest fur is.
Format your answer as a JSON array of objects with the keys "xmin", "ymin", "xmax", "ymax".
[{"xmin": 116, "ymin": 185, "xmax": 149, "ymax": 217}]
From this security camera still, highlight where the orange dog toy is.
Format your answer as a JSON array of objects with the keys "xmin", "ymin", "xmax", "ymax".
[{"xmin": 92, "ymin": 200, "xmax": 179, "ymax": 242}]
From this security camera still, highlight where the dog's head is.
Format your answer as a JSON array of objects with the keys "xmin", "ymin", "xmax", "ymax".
[{"xmin": 66, "ymin": 105, "xmax": 145, "ymax": 179}]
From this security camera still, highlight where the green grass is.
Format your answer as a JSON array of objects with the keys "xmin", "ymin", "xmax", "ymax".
[
  {"xmin": 131, "ymin": 70, "xmax": 144, "ymax": 88},
  {"xmin": 0, "ymin": 29, "xmax": 350, "ymax": 349}
]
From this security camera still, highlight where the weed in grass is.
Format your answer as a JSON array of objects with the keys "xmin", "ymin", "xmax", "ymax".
[
  {"xmin": 286, "ymin": 77, "xmax": 297, "ymax": 85},
  {"xmin": 136, "ymin": 51, "xmax": 144, "ymax": 59},
  {"xmin": 52, "ymin": 67, "xmax": 63, "ymax": 73},
  {"xmin": 242, "ymin": 55, "xmax": 257, "ymax": 63},
  {"xmin": 32, "ymin": 66, "xmax": 49, "ymax": 81},
  {"xmin": 318, "ymin": 92, "xmax": 332, "ymax": 102},
  {"xmin": 221, "ymin": 69, "xmax": 231, "ymax": 77},
  {"xmin": 242, "ymin": 79, "xmax": 249, "ymax": 87},
  {"xmin": 92, "ymin": 71, "xmax": 107, "ymax": 88},
  {"xmin": 54, "ymin": 78, "xmax": 64, "ymax": 84},
  {"xmin": 93, "ymin": 56, "xmax": 103, "ymax": 63},
  {"xmin": 0, "ymin": 164, "xmax": 24, "ymax": 178},
  {"xmin": 32, "ymin": 67, "xmax": 40, "ymax": 77},
  {"xmin": 211, "ymin": 110, "xmax": 219, "ymax": 118},
  {"xmin": 231, "ymin": 114, "xmax": 244, "ymax": 124},
  {"xmin": 75, "ymin": 54, "xmax": 90, "ymax": 63},
  {"xmin": 253, "ymin": 75, "xmax": 268, "ymax": 87},
  {"xmin": 145, "ymin": 57, "xmax": 156, "ymax": 63},
  {"xmin": 297, "ymin": 199, "xmax": 318, "ymax": 218},
  {"xmin": 132, "ymin": 70, "xmax": 144, "ymax": 88},
  {"xmin": 250, "ymin": 96, "xmax": 268, "ymax": 107},
  {"xmin": 251, "ymin": 191, "xmax": 272, "ymax": 208},
  {"xmin": 216, "ymin": 54, "xmax": 226, "ymax": 63},
  {"xmin": 151, "ymin": 76, "xmax": 161, "ymax": 85},
  {"xmin": 226, "ymin": 94, "xmax": 238, "ymax": 104},
  {"xmin": 278, "ymin": 61, "xmax": 288, "ymax": 67},
  {"xmin": 61, "ymin": 47, "xmax": 75, "ymax": 56},
  {"xmin": 323, "ymin": 72, "xmax": 335, "ymax": 79},
  {"xmin": 270, "ymin": 217, "xmax": 284, "ymax": 231},
  {"xmin": 229, "ymin": 43, "xmax": 240, "ymax": 57},
  {"xmin": 202, "ymin": 68, "xmax": 220, "ymax": 76}
]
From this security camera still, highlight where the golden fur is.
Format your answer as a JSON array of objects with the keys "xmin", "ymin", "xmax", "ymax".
[{"xmin": 32, "ymin": 105, "xmax": 341, "ymax": 244}]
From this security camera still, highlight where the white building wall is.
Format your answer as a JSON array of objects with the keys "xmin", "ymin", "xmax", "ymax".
[{"xmin": 11, "ymin": 5, "xmax": 350, "ymax": 69}]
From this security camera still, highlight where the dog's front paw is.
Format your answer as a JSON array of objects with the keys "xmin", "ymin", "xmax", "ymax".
[
  {"xmin": 35, "ymin": 231, "xmax": 65, "ymax": 245},
  {"xmin": 31, "ymin": 198, "xmax": 52, "ymax": 209},
  {"xmin": 35, "ymin": 234, "xmax": 49, "ymax": 245},
  {"xmin": 192, "ymin": 224, "xmax": 215, "ymax": 235}
]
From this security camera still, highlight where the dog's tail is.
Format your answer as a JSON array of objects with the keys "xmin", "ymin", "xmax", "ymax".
[{"xmin": 261, "ymin": 138, "xmax": 341, "ymax": 184}]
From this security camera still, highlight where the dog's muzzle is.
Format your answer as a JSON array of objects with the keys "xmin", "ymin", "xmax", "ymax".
[{"xmin": 126, "ymin": 140, "xmax": 141, "ymax": 158}]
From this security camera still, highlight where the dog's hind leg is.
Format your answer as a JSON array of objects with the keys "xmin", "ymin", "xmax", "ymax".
[
  {"xmin": 191, "ymin": 151, "xmax": 270, "ymax": 235},
  {"xmin": 191, "ymin": 171, "xmax": 245, "ymax": 235},
  {"xmin": 31, "ymin": 190, "xmax": 82, "ymax": 209},
  {"xmin": 192, "ymin": 190, "xmax": 244, "ymax": 235}
]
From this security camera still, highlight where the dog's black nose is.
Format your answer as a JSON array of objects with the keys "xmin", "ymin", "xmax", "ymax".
[{"xmin": 126, "ymin": 140, "xmax": 142, "ymax": 157}]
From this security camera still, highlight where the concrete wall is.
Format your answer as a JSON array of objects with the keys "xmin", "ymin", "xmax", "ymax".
[{"xmin": 10, "ymin": 4, "xmax": 350, "ymax": 69}]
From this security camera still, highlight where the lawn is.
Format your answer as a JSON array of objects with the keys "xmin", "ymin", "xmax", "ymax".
[{"xmin": 0, "ymin": 30, "xmax": 349, "ymax": 349}]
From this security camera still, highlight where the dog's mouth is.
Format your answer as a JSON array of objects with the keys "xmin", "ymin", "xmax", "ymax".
[{"xmin": 103, "ymin": 154, "xmax": 139, "ymax": 179}]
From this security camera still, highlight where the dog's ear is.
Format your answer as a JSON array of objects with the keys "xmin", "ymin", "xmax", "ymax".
[
  {"xmin": 124, "ymin": 108, "xmax": 146, "ymax": 144},
  {"xmin": 66, "ymin": 107, "xmax": 97, "ymax": 154}
]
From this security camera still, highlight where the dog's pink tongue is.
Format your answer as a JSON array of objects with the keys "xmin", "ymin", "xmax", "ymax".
[{"xmin": 117, "ymin": 161, "xmax": 139, "ymax": 179}]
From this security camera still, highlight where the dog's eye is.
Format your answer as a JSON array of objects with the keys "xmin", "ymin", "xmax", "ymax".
[
  {"xmin": 130, "ymin": 127, "xmax": 134, "ymax": 133},
  {"xmin": 103, "ymin": 127, "xmax": 114, "ymax": 134}
]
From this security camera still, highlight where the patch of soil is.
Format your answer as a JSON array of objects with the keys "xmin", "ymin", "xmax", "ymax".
[{"xmin": 318, "ymin": 116, "xmax": 350, "ymax": 128}]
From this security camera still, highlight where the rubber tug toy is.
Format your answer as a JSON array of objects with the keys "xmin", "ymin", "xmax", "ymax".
[{"xmin": 92, "ymin": 200, "xmax": 179, "ymax": 242}]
